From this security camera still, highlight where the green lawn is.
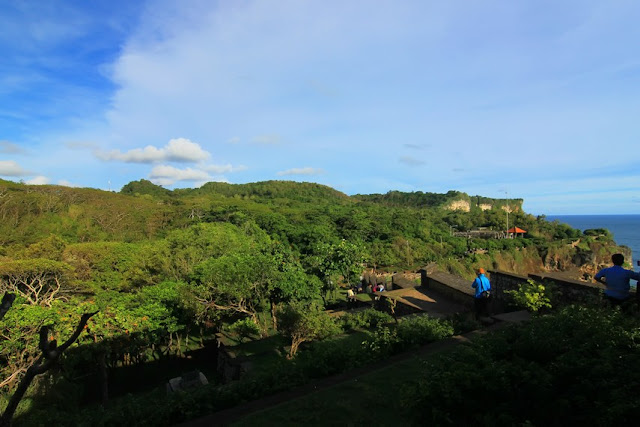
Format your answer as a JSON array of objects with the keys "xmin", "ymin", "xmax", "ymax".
[{"xmin": 231, "ymin": 353, "xmax": 427, "ymax": 426}]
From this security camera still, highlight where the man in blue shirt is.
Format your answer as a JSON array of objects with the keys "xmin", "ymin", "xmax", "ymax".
[
  {"xmin": 471, "ymin": 268, "xmax": 491, "ymax": 319},
  {"xmin": 594, "ymin": 253, "xmax": 640, "ymax": 305}
]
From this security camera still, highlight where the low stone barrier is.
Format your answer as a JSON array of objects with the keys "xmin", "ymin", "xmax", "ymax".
[
  {"xmin": 420, "ymin": 270, "xmax": 474, "ymax": 309},
  {"xmin": 419, "ymin": 267, "xmax": 615, "ymax": 314}
]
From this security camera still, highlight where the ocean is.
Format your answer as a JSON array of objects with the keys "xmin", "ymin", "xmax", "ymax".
[{"xmin": 547, "ymin": 215, "xmax": 640, "ymax": 273}]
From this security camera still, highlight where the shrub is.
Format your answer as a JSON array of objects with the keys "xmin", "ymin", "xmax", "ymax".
[
  {"xmin": 505, "ymin": 279, "xmax": 553, "ymax": 312},
  {"xmin": 396, "ymin": 315, "xmax": 454, "ymax": 349},
  {"xmin": 362, "ymin": 315, "xmax": 454, "ymax": 357},
  {"xmin": 228, "ymin": 318, "xmax": 260, "ymax": 343},
  {"xmin": 339, "ymin": 309, "xmax": 393, "ymax": 331},
  {"xmin": 405, "ymin": 306, "xmax": 640, "ymax": 426}
]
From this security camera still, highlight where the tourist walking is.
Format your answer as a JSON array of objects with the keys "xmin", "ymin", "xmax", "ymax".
[
  {"xmin": 594, "ymin": 253, "xmax": 640, "ymax": 306},
  {"xmin": 472, "ymin": 268, "xmax": 491, "ymax": 319}
]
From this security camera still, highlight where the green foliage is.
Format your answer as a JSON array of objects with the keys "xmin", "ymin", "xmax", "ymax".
[
  {"xmin": 339, "ymin": 309, "xmax": 393, "ymax": 331},
  {"xmin": 583, "ymin": 228, "xmax": 612, "ymax": 239},
  {"xmin": 395, "ymin": 315, "xmax": 455, "ymax": 348},
  {"xmin": 0, "ymin": 179, "xmax": 623, "ymax": 424},
  {"xmin": 0, "ymin": 299, "xmax": 59, "ymax": 390},
  {"xmin": 406, "ymin": 306, "xmax": 640, "ymax": 426},
  {"xmin": 120, "ymin": 179, "xmax": 172, "ymax": 198},
  {"xmin": 310, "ymin": 240, "xmax": 364, "ymax": 303},
  {"xmin": 228, "ymin": 318, "xmax": 261, "ymax": 343},
  {"xmin": 277, "ymin": 301, "xmax": 340, "ymax": 358},
  {"xmin": 362, "ymin": 315, "xmax": 454, "ymax": 358},
  {"xmin": 63, "ymin": 241, "xmax": 150, "ymax": 290},
  {"xmin": 295, "ymin": 334, "xmax": 371, "ymax": 379},
  {"xmin": 448, "ymin": 312, "xmax": 482, "ymax": 334},
  {"xmin": 505, "ymin": 279, "xmax": 553, "ymax": 312}
]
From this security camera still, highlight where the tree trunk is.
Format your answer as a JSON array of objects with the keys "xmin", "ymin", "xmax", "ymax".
[
  {"xmin": 0, "ymin": 363, "xmax": 39, "ymax": 426},
  {"xmin": 288, "ymin": 336, "xmax": 305, "ymax": 359},
  {"xmin": 271, "ymin": 300, "xmax": 278, "ymax": 331}
]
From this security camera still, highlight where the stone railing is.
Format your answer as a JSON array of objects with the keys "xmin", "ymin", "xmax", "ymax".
[
  {"xmin": 391, "ymin": 273, "xmax": 420, "ymax": 289},
  {"xmin": 419, "ymin": 268, "xmax": 613, "ymax": 314},
  {"xmin": 420, "ymin": 270, "xmax": 474, "ymax": 308},
  {"xmin": 489, "ymin": 270, "xmax": 610, "ymax": 311}
]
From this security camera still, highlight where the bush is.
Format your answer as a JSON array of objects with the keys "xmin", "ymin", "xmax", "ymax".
[
  {"xmin": 504, "ymin": 279, "xmax": 553, "ymax": 312},
  {"xmin": 228, "ymin": 318, "xmax": 261, "ymax": 343},
  {"xmin": 396, "ymin": 315, "xmax": 454, "ymax": 349},
  {"xmin": 405, "ymin": 306, "xmax": 640, "ymax": 426},
  {"xmin": 339, "ymin": 309, "xmax": 393, "ymax": 331},
  {"xmin": 362, "ymin": 314, "xmax": 454, "ymax": 357},
  {"xmin": 448, "ymin": 312, "xmax": 482, "ymax": 334},
  {"xmin": 296, "ymin": 337, "xmax": 368, "ymax": 378}
]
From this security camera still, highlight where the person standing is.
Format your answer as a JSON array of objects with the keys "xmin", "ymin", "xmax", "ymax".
[
  {"xmin": 594, "ymin": 253, "xmax": 640, "ymax": 306},
  {"xmin": 346, "ymin": 287, "xmax": 357, "ymax": 305},
  {"xmin": 472, "ymin": 268, "xmax": 491, "ymax": 319}
]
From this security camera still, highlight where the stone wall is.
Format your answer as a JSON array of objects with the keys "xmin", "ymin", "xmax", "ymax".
[
  {"xmin": 420, "ymin": 268, "xmax": 616, "ymax": 314},
  {"xmin": 488, "ymin": 270, "xmax": 611, "ymax": 310},
  {"xmin": 216, "ymin": 338, "xmax": 251, "ymax": 383},
  {"xmin": 529, "ymin": 272, "xmax": 609, "ymax": 305},
  {"xmin": 420, "ymin": 270, "xmax": 474, "ymax": 308},
  {"xmin": 487, "ymin": 270, "xmax": 529, "ymax": 312},
  {"xmin": 391, "ymin": 273, "xmax": 419, "ymax": 289}
]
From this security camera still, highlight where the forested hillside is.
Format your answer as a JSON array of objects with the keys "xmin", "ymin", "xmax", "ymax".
[{"xmin": 0, "ymin": 178, "xmax": 627, "ymax": 425}]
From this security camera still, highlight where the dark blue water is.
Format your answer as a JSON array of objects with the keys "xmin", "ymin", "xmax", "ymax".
[{"xmin": 547, "ymin": 215, "xmax": 640, "ymax": 272}]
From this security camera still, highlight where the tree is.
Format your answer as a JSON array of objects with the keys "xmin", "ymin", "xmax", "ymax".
[
  {"xmin": 0, "ymin": 259, "xmax": 72, "ymax": 307},
  {"xmin": 0, "ymin": 311, "xmax": 97, "ymax": 426},
  {"xmin": 277, "ymin": 301, "xmax": 338, "ymax": 358},
  {"xmin": 192, "ymin": 252, "xmax": 269, "ymax": 328},
  {"xmin": 311, "ymin": 240, "xmax": 364, "ymax": 304},
  {"xmin": 264, "ymin": 242, "xmax": 321, "ymax": 330}
]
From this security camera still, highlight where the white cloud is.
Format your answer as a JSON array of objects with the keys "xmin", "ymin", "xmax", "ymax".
[
  {"xmin": 0, "ymin": 160, "xmax": 30, "ymax": 176},
  {"xmin": 403, "ymin": 143, "xmax": 429, "ymax": 150},
  {"xmin": 399, "ymin": 156, "xmax": 426, "ymax": 167},
  {"xmin": 149, "ymin": 164, "xmax": 211, "ymax": 186},
  {"xmin": 26, "ymin": 176, "xmax": 49, "ymax": 185},
  {"xmin": 0, "ymin": 141, "xmax": 25, "ymax": 154},
  {"xmin": 252, "ymin": 134, "xmax": 282, "ymax": 145},
  {"xmin": 201, "ymin": 164, "xmax": 247, "ymax": 174},
  {"xmin": 65, "ymin": 141, "xmax": 98, "ymax": 150},
  {"xmin": 277, "ymin": 167, "xmax": 325, "ymax": 176},
  {"xmin": 96, "ymin": 138, "xmax": 210, "ymax": 163},
  {"xmin": 57, "ymin": 179, "xmax": 78, "ymax": 187}
]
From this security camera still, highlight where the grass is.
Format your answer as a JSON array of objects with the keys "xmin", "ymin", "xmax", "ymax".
[{"xmin": 231, "ymin": 353, "xmax": 427, "ymax": 426}]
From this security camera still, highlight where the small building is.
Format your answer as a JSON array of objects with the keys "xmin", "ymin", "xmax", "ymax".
[{"xmin": 507, "ymin": 226, "xmax": 527, "ymax": 238}]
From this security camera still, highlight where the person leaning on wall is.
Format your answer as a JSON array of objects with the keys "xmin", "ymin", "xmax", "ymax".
[{"xmin": 594, "ymin": 253, "xmax": 640, "ymax": 307}]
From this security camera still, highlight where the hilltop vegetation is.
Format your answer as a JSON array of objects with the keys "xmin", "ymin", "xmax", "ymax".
[
  {"xmin": 0, "ymin": 178, "xmax": 628, "ymax": 425},
  {"xmin": 0, "ymin": 178, "xmax": 624, "ymax": 276}
]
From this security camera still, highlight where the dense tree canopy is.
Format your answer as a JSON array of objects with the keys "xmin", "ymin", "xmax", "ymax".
[{"xmin": 0, "ymin": 178, "xmax": 627, "ymax": 425}]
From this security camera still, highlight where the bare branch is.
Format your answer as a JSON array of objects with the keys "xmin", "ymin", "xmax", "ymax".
[{"xmin": 57, "ymin": 311, "xmax": 98, "ymax": 353}]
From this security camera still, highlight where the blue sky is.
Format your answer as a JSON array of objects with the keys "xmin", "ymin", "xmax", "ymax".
[{"xmin": 1, "ymin": 0, "xmax": 638, "ymax": 215}]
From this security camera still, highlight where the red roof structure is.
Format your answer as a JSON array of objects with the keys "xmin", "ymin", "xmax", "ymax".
[
  {"xmin": 507, "ymin": 226, "xmax": 527, "ymax": 238},
  {"xmin": 507, "ymin": 227, "xmax": 527, "ymax": 233}
]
